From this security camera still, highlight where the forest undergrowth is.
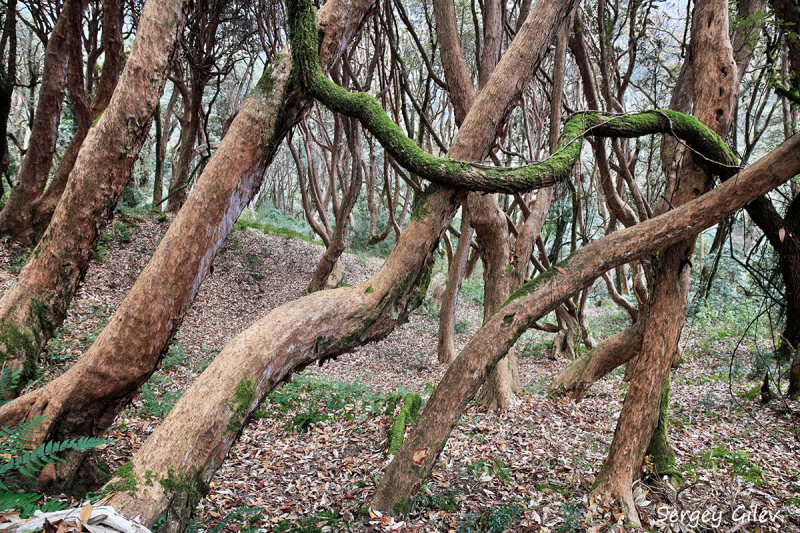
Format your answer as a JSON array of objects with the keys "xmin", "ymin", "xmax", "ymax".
[{"xmin": 0, "ymin": 212, "xmax": 797, "ymax": 533}]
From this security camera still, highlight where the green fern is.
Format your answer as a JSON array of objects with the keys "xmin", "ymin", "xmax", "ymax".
[
  {"xmin": 0, "ymin": 373, "xmax": 105, "ymax": 517},
  {"xmin": 1, "ymin": 436, "xmax": 107, "ymax": 478}
]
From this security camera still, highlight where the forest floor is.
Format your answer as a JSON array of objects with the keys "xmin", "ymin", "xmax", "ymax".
[{"xmin": 2, "ymin": 212, "xmax": 799, "ymax": 533}]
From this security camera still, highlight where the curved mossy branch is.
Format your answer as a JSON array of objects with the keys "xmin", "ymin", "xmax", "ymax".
[{"xmin": 286, "ymin": 0, "xmax": 738, "ymax": 194}]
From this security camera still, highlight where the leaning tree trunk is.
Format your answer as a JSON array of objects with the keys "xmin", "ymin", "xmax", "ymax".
[
  {"xmin": 0, "ymin": 0, "xmax": 379, "ymax": 490},
  {"xmin": 590, "ymin": 0, "xmax": 737, "ymax": 522},
  {"xmin": 433, "ymin": 0, "xmax": 477, "ymax": 365},
  {"xmin": 437, "ymin": 204, "xmax": 472, "ymax": 363},
  {"xmin": 370, "ymin": 133, "xmax": 800, "ymax": 515},
  {"xmin": 98, "ymin": 0, "xmax": 578, "ymax": 526},
  {"xmin": 0, "ymin": 0, "xmax": 76, "ymax": 239},
  {"xmin": 0, "ymin": 0, "xmax": 186, "ymax": 391},
  {"xmin": 549, "ymin": 317, "xmax": 646, "ymax": 398}
]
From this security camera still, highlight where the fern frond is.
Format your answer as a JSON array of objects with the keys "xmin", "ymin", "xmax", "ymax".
[
  {"xmin": 0, "ymin": 491, "xmax": 39, "ymax": 512},
  {"xmin": 1, "ymin": 436, "xmax": 106, "ymax": 478}
]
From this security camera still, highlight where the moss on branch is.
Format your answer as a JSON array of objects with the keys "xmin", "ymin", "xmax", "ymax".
[{"xmin": 286, "ymin": 0, "xmax": 738, "ymax": 194}]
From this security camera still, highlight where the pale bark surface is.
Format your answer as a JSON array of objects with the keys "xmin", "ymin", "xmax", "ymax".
[
  {"xmin": 0, "ymin": 0, "xmax": 378, "ymax": 492},
  {"xmin": 549, "ymin": 318, "xmax": 646, "ymax": 397}
]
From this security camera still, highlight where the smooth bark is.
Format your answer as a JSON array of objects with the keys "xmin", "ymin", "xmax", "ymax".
[{"xmin": 371, "ymin": 132, "xmax": 800, "ymax": 515}]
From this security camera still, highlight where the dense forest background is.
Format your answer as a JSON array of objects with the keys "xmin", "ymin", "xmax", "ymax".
[{"xmin": 0, "ymin": 0, "xmax": 798, "ymax": 530}]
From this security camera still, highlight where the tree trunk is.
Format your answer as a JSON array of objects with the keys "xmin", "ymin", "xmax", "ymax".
[
  {"xmin": 153, "ymin": 109, "xmax": 165, "ymax": 206},
  {"xmin": 437, "ymin": 204, "xmax": 472, "ymax": 364},
  {"xmin": 645, "ymin": 375, "xmax": 682, "ymax": 483},
  {"xmin": 100, "ymin": 0, "xmax": 577, "ymax": 525},
  {"xmin": 0, "ymin": 0, "xmax": 378, "ymax": 491},
  {"xmin": 432, "ymin": 0, "xmax": 479, "ymax": 365},
  {"xmin": 308, "ymin": 118, "xmax": 364, "ymax": 292},
  {"xmin": 0, "ymin": 0, "xmax": 75, "ymax": 239},
  {"xmin": 371, "ymin": 132, "xmax": 800, "ymax": 515},
  {"xmin": 590, "ymin": 0, "xmax": 737, "ymax": 522},
  {"xmin": 26, "ymin": 0, "xmax": 124, "ymax": 243},
  {"xmin": 166, "ymin": 88, "xmax": 201, "ymax": 213},
  {"xmin": 0, "ymin": 0, "xmax": 186, "ymax": 391},
  {"xmin": 549, "ymin": 317, "xmax": 646, "ymax": 397},
  {"xmin": 0, "ymin": 0, "xmax": 17, "ymax": 178}
]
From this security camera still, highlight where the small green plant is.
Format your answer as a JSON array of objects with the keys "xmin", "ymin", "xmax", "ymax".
[
  {"xmin": 697, "ymin": 445, "xmax": 764, "ymax": 485},
  {"xmin": 288, "ymin": 409, "xmax": 328, "ymax": 432},
  {"xmin": 455, "ymin": 318, "xmax": 470, "ymax": 334},
  {"xmin": 466, "ymin": 458, "xmax": 511, "ymax": 482},
  {"xmin": 162, "ymin": 340, "xmax": 186, "ymax": 370},
  {"xmin": 140, "ymin": 383, "xmax": 183, "ymax": 419},
  {"xmin": 416, "ymin": 483, "xmax": 460, "ymax": 512},
  {"xmin": 208, "ymin": 506, "xmax": 264, "ymax": 533},
  {"xmin": 558, "ymin": 502, "xmax": 585, "ymax": 531},
  {"xmin": 0, "ymin": 368, "xmax": 106, "ymax": 517},
  {"xmin": 456, "ymin": 502, "xmax": 524, "ymax": 533},
  {"xmin": 274, "ymin": 509, "xmax": 344, "ymax": 532}
]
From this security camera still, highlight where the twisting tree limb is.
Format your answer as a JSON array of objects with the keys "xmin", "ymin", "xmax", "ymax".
[
  {"xmin": 371, "ymin": 132, "xmax": 800, "ymax": 513},
  {"xmin": 286, "ymin": 0, "xmax": 737, "ymax": 194}
]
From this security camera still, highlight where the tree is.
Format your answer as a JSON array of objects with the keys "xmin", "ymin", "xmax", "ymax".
[
  {"xmin": 0, "ymin": 0, "xmax": 185, "ymax": 390},
  {"xmin": 0, "ymin": 0, "xmax": 17, "ymax": 180},
  {"xmin": 0, "ymin": 0, "xmax": 378, "ymax": 494},
  {"xmin": 23, "ymin": 0, "xmax": 125, "ymax": 242},
  {"xmin": 0, "ymin": 0, "xmax": 76, "ymax": 240}
]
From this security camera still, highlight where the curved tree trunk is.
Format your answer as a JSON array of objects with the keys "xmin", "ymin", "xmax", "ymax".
[
  {"xmin": 370, "ymin": 133, "xmax": 800, "ymax": 515},
  {"xmin": 0, "ymin": 0, "xmax": 75, "ymax": 240},
  {"xmin": 0, "ymin": 0, "xmax": 186, "ymax": 391},
  {"xmin": 549, "ymin": 317, "xmax": 646, "ymax": 397},
  {"xmin": 0, "ymin": 0, "xmax": 378, "ymax": 490}
]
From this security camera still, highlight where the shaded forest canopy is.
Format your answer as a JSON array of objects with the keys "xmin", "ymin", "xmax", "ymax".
[{"xmin": 0, "ymin": 0, "xmax": 798, "ymax": 530}]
